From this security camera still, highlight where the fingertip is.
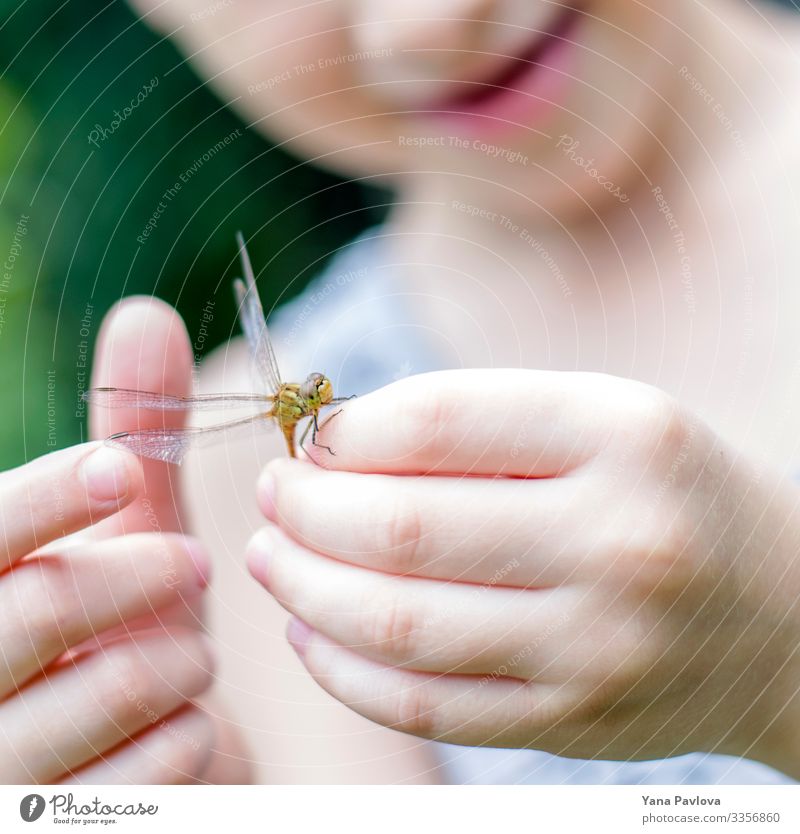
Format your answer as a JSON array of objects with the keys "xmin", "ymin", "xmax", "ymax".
[
  {"xmin": 79, "ymin": 443, "xmax": 144, "ymax": 507},
  {"xmin": 256, "ymin": 469, "xmax": 276, "ymax": 521},
  {"xmin": 286, "ymin": 616, "xmax": 314, "ymax": 659},
  {"xmin": 245, "ymin": 527, "xmax": 275, "ymax": 587},
  {"xmin": 91, "ymin": 296, "xmax": 193, "ymax": 394},
  {"xmin": 95, "ymin": 295, "xmax": 188, "ymax": 354},
  {"xmin": 259, "ymin": 456, "xmax": 336, "ymax": 524},
  {"xmin": 180, "ymin": 535, "xmax": 212, "ymax": 589},
  {"xmin": 102, "ymin": 294, "xmax": 187, "ymax": 330}
]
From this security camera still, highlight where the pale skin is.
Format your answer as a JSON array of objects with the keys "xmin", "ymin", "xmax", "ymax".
[
  {"xmin": 5, "ymin": 0, "xmax": 800, "ymax": 782},
  {"xmin": 0, "ymin": 299, "xmax": 251, "ymax": 783},
  {"xmin": 166, "ymin": 0, "xmax": 800, "ymax": 780},
  {"xmin": 249, "ymin": 373, "xmax": 800, "ymax": 778}
]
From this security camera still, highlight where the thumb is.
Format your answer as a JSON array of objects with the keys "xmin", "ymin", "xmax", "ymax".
[{"xmin": 89, "ymin": 296, "xmax": 194, "ymax": 536}]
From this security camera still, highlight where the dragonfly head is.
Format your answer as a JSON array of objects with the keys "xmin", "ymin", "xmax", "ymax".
[{"xmin": 300, "ymin": 373, "xmax": 334, "ymax": 407}]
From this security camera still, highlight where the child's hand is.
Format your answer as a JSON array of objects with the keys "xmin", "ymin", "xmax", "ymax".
[
  {"xmin": 247, "ymin": 369, "xmax": 800, "ymax": 776},
  {"xmin": 0, "ymin": 441, "xmax": 214, "ymax": 783},
  {"xmin": 0, "ymin": 297, "xmax": 227, "ymax": 784}
]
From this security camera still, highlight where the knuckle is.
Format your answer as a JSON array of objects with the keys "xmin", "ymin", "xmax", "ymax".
[
  {"xmin": 511, "ymin": 686, "xmax": 569, "ymax": 748},
  {"xmin": 153, "ymin": 710, "xmax": 215, "ymax": 783},
  {"xmin": 363, "ymin": 589, "xmax": 418, "ymax": 663},
  {"xmin": 14, "ymin": 561, "xmax": 79, "ymax": 657},
  {"xmin": 376, "ymin": 491, "xmax": 423, "ymax": 573},
  {"xmin": 607, "ymin": 513, "xmax": 692, "ymax": 594},
  {"xmin": 641, "ymin": 524, "xmax": 692, "ymax": 590},
  {"xmin": 632, "ymin": 387, "xmax": 694, "ymax": 458},
  {"xmin": 391, "ymin": 684, "xmax": 439, "ymax": 738},
  {"xmin": 601, "ymin": 381, "xmax": 666, "ymax": 448},
  {"xmin": 96, "ymin": 648, "xmax": 154, "ymax": 726},
  {"xmin": 156, "ymin": 534, "xmax": 204, "ymax": 592},
  {"xmin": 396, "ymin": 383, "xmax": 455, "ymax": 461},
  {"xmin": 167, "ymin": 628, "xmax": 216, "ymax": 693},
  {"xmin": 566, "ymin": 677, "xmax": 626, "ymax": 732}
]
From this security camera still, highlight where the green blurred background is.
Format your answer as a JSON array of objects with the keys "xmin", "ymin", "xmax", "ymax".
[{"xmin": 0, "ymin": 0, "xmax": 384, "ymax": 468}]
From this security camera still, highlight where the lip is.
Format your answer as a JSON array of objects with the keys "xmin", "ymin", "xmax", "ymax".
[{"xmin": 426, "ymin": 5, "xmax": 584, "ymax": 137}]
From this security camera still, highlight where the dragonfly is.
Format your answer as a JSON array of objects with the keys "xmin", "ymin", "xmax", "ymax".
[{"xmin": 82, "ymin": 232, "xmax": 353, "ymax": 464}]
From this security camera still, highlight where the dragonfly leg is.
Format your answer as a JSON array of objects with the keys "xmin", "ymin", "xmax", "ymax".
[
  {"xmin": 318, "ymin": 408, "xmax": 342, "ymax": 430},
  {"xmin": 298, "ymin": 415, "xmax": 336, "ymax": 457},
  {"xmin": 297, "ymin": 418, "xmax": 313, "ymax": 453},
  {"xmin": 311, "ymin": 410, "xmax": 342, "ymax": 456},
  {"xmin": 330, "ymin": 394, "xmax": 357, "ymax": 403}
]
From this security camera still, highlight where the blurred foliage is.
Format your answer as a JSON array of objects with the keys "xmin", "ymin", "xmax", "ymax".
[{"xmin": 0, "ymin": 0, "xmax": 384, "ymax": 469}]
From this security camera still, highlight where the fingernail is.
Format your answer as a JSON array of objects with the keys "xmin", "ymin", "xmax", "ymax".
[
  {"xmin": 245, "ymin": 528, "xmax": 274, "ymax": 587},
  {"xmin": 183, "ymin": 537, "xmax": 211, "ymax": 588},
  {"xmin": 81, "ymin": 446, "xmax": 131, "ymax": 502},
  {"xmin": 257, "ymin": 471, "xmax": 276, "ymax": 521},
  {"xmin": 286, "ymin": 617, "xmax": 313, "ymax": 658}
]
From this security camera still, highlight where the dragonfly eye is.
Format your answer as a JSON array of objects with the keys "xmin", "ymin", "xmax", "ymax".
[
  {"xmin": 317, "ymin": 377, "xmax": 333, "ymax": 404},
  {"xmin": 300, "ymin": 373, "xmax": 325, "ymax": 401}
]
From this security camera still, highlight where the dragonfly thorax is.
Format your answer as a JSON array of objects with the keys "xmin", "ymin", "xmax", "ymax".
[{"xmin": 299, "ymin": 372, "xmax": 334, "ymax": 408}]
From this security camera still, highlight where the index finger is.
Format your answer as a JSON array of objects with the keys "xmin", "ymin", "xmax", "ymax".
[{"xmin": 306, "ymin": 369, "xmax": 635, "ymax": 476}]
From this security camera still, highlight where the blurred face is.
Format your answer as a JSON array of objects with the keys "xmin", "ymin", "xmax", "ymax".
[{"xmin": 136, "ymin": 0, "xmax": 695, "ymax": 216}]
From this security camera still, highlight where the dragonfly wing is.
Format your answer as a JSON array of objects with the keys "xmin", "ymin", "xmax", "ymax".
[
  {"xmin": 83, "ymin": 387, "xmax": 272, "ymax": 411},
  {"xmin": 105, "ymin": 413, "xmax": 275, "ymax": 466},
  {"xmin": 234, "ymin": 232, "xmax": 283, "ymax": 395}
]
